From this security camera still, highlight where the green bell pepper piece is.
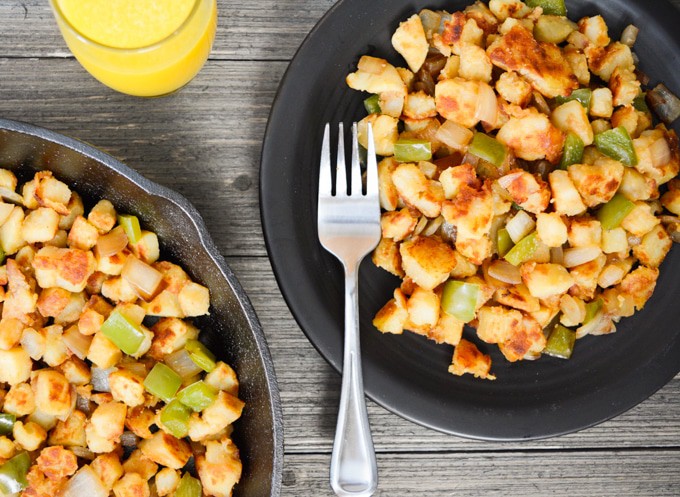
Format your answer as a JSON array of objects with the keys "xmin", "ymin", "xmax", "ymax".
[
  {"xmin": 144, "ymin": 363, "xmax": 182, "ymax": 402},
  {"xmin": 594, "ymin": 126, "xmax": 638, "ymax": 166},
  {"xmin": 584, "ymin": 298, "xmax": 604, "ymax": 325},
  {"xmin": 525, "ymin": 0, "xmax": 566, "ymax": 16},
  {"xmin": 101, "ymin": 309, "xmax": 148, "ymax": 356},
  {"xmin": 363, "ymin": 94, "xmax": 381, "ymax": 114},
  {"xmin": 555, "ymin": 88, "xmax": 592, "ymax": 109},
  {"xmin": 497, "ymin": 228, "xmax": 513, "ymax": 258},
  {"xmin": 596, "ymin": 193, "xmax": 635, "ymax": 230},
  {"xmin": 185, "ymin": 339, "xmax": 217, "ymax": 373},
  {"xmin": 544, "ymin": 324, "xmax": 576, "ymax": 359},
  {"xmin": 504, "ymin": 232, "xmax": 539, "ymax": 266},
  {"xmin": 175, "ymin": 473, "xmax": 203, "ymax": 497},
  {"xmin": 633, "ymin": 93, "xmax": 649, "ymax": 113},
  {"xmin": 0, "ymin": 414, "xmax": 15, "ymax": 436},
  {"xmin": 0, "ymin": 452, "xmax": 30, "ymax": 494},
  {"xmin": 117, "ymin": 214, "xmax": 142, "ymax": 244},
  {"xmin": 393, "ymin": 139, "xmax": 432, "ymax": 162},
  {"xmin": 441, "ymin": 280, "xmax": 479, "ymax": 323},
  {"xmin": 160, "ymin": 399, "xmax": 192, "ymax": 438},
  {"xmin": 0, "ymin": 247, "xmax": 5, "ymax": 266},
  {"xmin": 560, "ymin": 132, "xmax": 585, "ymax": 170},
  {"xmin": 177, "ymin": 381, "xmax": 218, "ymax": 412},
  {"xmin": 468, "ymin": 132, "xmax": 506, "ymax": 168}
]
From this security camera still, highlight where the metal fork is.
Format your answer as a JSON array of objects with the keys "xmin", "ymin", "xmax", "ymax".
[{"xmin": 318, "ymin": 122, "xmax": 380, "ymax": 497}]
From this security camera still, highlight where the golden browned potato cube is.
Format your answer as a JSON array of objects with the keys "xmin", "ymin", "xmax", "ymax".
[
  {"xmin": 36, "ymin": 445, "xmax": 78, "ymax": 480},
  {"xmin": 521, "ymin": 262, "xmax": 575, "ymax": 299},
  {"xmin": 178, "ymin": 281, "xmax": 210, "ymax": 317},
  {"xmin": 406, "ymin": 286, "xmax": 440, "ymax": 328},
  {"xmin": 632, "ymin": 224, "xmax": 672, "ymax": 268},
  {"xmin": 21, "ymin": 207, "xmax": 61, "ymax": 244},
  {"xmin": 129, "ymin": 230, "xmax": 160, "ymax": 264},
  {"xmin": 140, "ymin": 431, "xmax": 192, "ymax": 469},
  {"xmin": 399, "ymin": 236, "xmax": 457, "ymax": 290},
  {"xmin": 87, "ymin": 332, "xmax": 122, "ymax": 369},
  {"xmin": 91, "ymin": 452, "xmax": 124, "ymax": 490},
  {"xmin": 0, "ymin": 317, "xmax": 23, "ymax": 350},
  {"xmin": 88, "ymin": 199, "xmax": 117, "ymax": 234},
  {"xmin": 568, "ymin": 160, "xmax": 624, "ymax": 207},
  {"xmin": 497, "ymin": 111, "xmax": 565, "ymax": 162},
  {"xmin": 0, "ymin": 347, "xmax": 32, "ymax": 385},
  {"xmin": 448, "ymin": 339, "xmax": 495, "ymax": 380},
  {"xmin": 0, "ymin": 206, "xmax": 26, "ymax": 255},
  {"xmin": 33, "ymin": 171, "xmax": 71, "ymax": 215},
  {"xmin": 122, "ymin": 448, "xmax": 159, "ymax": 481},
  {"xmin": 113, "ymin": 472, "xmax": 150, "ymax": 497},
  {"xmin": 13, "ymin": 420, "xmax": 47, "ymax": 451},
  {"xmin": 67, "ymin": 215, "xmax": 99, "ymax": 250},
  {"xmin": 3, "ymin": 382, "xmax": 35, "ymax": 417},
  {"xmin": 620, "ymin": 201, "xmax": 660, "ymax": 237}
]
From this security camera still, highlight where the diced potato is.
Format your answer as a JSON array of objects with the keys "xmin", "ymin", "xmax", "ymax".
[
  {"xmin": 139, "ymin": 431, "xmax": 192, "ymax": 469},
  {"xmin": 497, "ymin": 111, "xmax": 565, "ymax": 162},
  {"xmin": 3, "ymin": 382, "xmax": 35, "ymax": 416},
  {"xmin": 42, "ymin": 324, "xmax": 69, "ymax": 367},
  {"xmin": 148, "ymin": 317, "xmax": 199, "ymax": 360},
  {"xmin": 406, "ymin": 286, "xmax": 440, "ymax": 328},
  {"xmin": 564, "ymin": 48, "xmax": 590, "ymax": 86},
  {"xmin": 568, "ymin": 217, "xmax": 602, "ymax": 247},
  {"xmin": 498, "ymin": 170, "xmax": 550, "ymax": 214},
  {"xmin": 204, "ymin": 362, "xmax": 239, "ymax": 397},
  {"xmin": 497, "ymin": 313, "xmax": 546, "ymax": 362},
  {"xmin": 0, "ymin": 169, "xmax": 17, "ymax": 191},
  {"xmin": 521, "ymin": 262, "xmax": 574, "ymax": 299},
  {"xmin": 196, "ymin": 438, "xmax": 243, "ymax": 497},
  {"xmin": 357, "ymin": 114, "xmax": 400, "ymax": 156},
  {"xmin": 620, "ymin": 167, "xmax": 658, "ymax": 202},
  {"xmin": 438, "ymin": 55, "xmax": 460, "ymax": 80},
  {"xmin": 13, "ymin": 420, "xmax": 47, "ymax": 451},
  {"xmin": 403, "ymin": 91, "xmax": 437, "ymax": 120},
  {"xmin": 109, "ymin": 369, "xmax": 146, "ymax": 408},
  {"xmin": 33, "ymin": 246, "xmax": 97, "ymax": 293},
  {"xmin": 569, "ymin": 254, "xmax": 607, "ymax": 300},
  {"xmin": 619, "ymin": 265, "xmax": 659, "ymax": 310},
  {"xmin": 610, "ymin": 67, "xmax": 641, "ymax": 107},
  {"xmin": 589, "ymin": 87, "xmax": 613, "ymax": 118},
  {"xmin": 427, "ymin": 312, "xmax": 464, "ymax": 346},
  {"xmin": 60, "ymin": 357, "xmax": 92, "ymax": 386},
  {"xmin": 178, "ymin": 282, "xmax": 210, "ymax": 317},
  {"xmin": 33, "ymin": 369, "xmax": 73, "ymax": 419},
  {"xmin": 59, "ymin": 191, "xmax": 85, "ymax": 231},
  {"xmin": 101, "ymin": 276, "xmax": 138, "ymax": 303},
  {"xmin": 456, "ymin": 233, "xmax": 493, "ymax": 265},
  {"xmin": 391, "ymin": 14, "xmax": 429, "ymax": 72},
  {"xmin": 33, "ymin": 171, "xmax": 71, "ymax": 215},
  {"xmin": 91, "ymin": 452, "xmax": 125, "ymax": 491},
  {"xmin": 459, "ymin": 44, "xmax": 492, "ymax": 82},
  {"xmin": 551, "ymin": 99, "xmax": 594, "ymax": 146},
  {"xmin": 578, "ymin": 15, "xmax": 610, "ymax": 47},
  {"xmin": 47, "ymin": 409, "xmax": 87, "ymax": 447},
  {"xmin": 122, "ymin": 448, "xmax": 158, "ymax": 480},
  {"xmin": 448, "ymin": 339, "xmax": 495, "ymax": 380},
  {"xmin": 88, "ymin": 200, "xmax": 117, "ymax": 234},
  {"xmin": 0, "ymin": 206, "xmax": 26, "ymax": 255},
  {"xmin": 399, "ymin": 236, "xmax": 457, "ymax": 291},
  {"xmin": 494, "ymin": 284, "xmax": 540, "ymax": 313},
  {"xmin": 620, "ymin": 201, "xmax": 660, "ymax": 237},
  {"xmin": 0, "ymin": 347, "xmax": 32, "ymax": 385},
  {"xmin": 346, "ymin": 55, "xmax": 407, "ymax": 95},
  {"xmin": 568, "ymin": 159, "xmax": 624, "ymax": 207},
  {"xmin": 36, "ymin": 446, "xmax": 78, "ymax": 480},
  {"xmin": 495, "ymin": 71, "xmax": 532, "ymax": 106},
  {"xmin": 435, "ymin": 78, "xmax": 482, "ymax": 128},
  {"xmin": 441, "ymin": 183, "xmax": 494, "ymax": 239},
  {"xmin": 21, "ymin": 207, "xmax": 61, "ymax": 244},
  {"xmin": 87, "ymin": 332, "xmax": 122, "ymax": 369},
  {"xmin": 373, "ymin": 289, "xmax": 409, "ymax": 335},
  {"xmin": 534, "ymin": 15, "xmax": 576, "ymax": 44},
  {"xmin": 549, "ymin": 170, "xmax": 587, "ymax": 216},
  {"xmin": 586, "ymin": 42, "xmax": 634, "ymax": 82},
  {"xmin": 21, "ymin": 180, "xmax": 39, "ymax": 209},
  {"xmin": 66, "ymin": 215, "xmax": 99, "ymax": 250},
  {"xmin": 155, "ymin": 467, "xmax": 181, "ymax": 496},
  {"xmin": 559, "ymin": 294, "xmax": 586, "ymax": 327},
  {"xmin": 536, "ymin": 212, "xmax": 567, "ymax": 247},
  {"xmin": 0, "ymin": 317, "xmax": 23, "ymax": 350},
  {"xmin": 378, "ymin": 158, "xmax": 399, "ymax": 211},
  {"xmin": 632, "ymin": 224, "xmax": 672, "ymax": 268},
  {"xmin": 601, "ymin": 227, "xmax": 628, "ymax": 254},
  {"xmin": 112, "ymin": 471, "xmax": 150, "ymax": 497},
  {"xmin": 450, "ymin": 249, "xmax": 478, "ymax": 278}
]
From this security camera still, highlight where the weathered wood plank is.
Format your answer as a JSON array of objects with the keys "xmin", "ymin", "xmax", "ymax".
[
  {"xmin": 0, "ymin": 57, "xmax": 284, "ymax": 256},
  {"xmin": 282, "ymin": 450, "xmax": 680, "ymax": 496},
  {"xmin": 0, "ymin": 0, "xmax": 333, "ymax": 60},
  {"xmin": 228, "ymin": 256, "xmax": 680, "ymax": 452}
]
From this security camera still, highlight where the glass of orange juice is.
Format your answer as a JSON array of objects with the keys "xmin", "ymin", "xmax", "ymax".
[{"xmin": 48, "ymin": 0, "xmax": 217, "ymax": 97}]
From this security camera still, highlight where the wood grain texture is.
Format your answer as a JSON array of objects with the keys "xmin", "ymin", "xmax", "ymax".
[{"xmin": 2, "ymin": 0, "xmax": 680, "ymax": 495}]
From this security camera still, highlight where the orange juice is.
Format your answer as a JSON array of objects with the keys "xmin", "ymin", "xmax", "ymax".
[{"xmin": 49, "ymin": 0, "xmax": 217, "ymax": 97}]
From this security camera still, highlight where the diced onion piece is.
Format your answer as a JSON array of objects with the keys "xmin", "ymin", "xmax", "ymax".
[
  {"xmin": 91, "ymin": 367, "xmax": 115, "ymax": 392},
  {"xmin": 0, "ymin": 186, "xmax": 24, "ymax": 205},
  {"xmin": 650, "ymin": 137, "xmax": 671, "ymax": 168},
  {"xmin": 61, "ymin": 466, "xmax": 107, "ymax": 497},
  {"xmin": 435, "ymin": 120, "xmax": 474, "ymax": 150},
  {"xmin": 621, "ymin": 24, "xmax": 639, "ymax": 47},
  {"xmin": 63, "ymin": 326, "xmax": 93, "ymax": 360},
  {"xmin": 76, "ymin": 395, "xmax": 92, "ymax": 415},
  {"xmin": 120, "ymin": 431, "xmax": 139, "ymax": 448},
  {"xmin": 497, "ymin": 171, "xmax": 524, "ymax": 190},
  {"xmin": 505, "ymin": 210, "xmax": 536, "ymax": 243},
  {"xmin": 165, "ymin": 348, "xmax": 203, "ymax": 380},
  {"xmin": 598, "ymin": 265, "xmax": 625, "ymax": 288},
  {"xmin": 475, "ymin": 83, "xmax": 498, "ymax": 125},
  {"xmin": 487, "ymin": 260, "xmax": 522, "ymax": 284},
  {"xmin": 95, "ymin": 225, "xmax": 128, "ymax": 258},
  {"xmin": 647, "ymin": 83, "xmax": 680, "ymax": 125},
  {"xmin": 121, "ymin": 256, "xmax": 163, "ymax": 300},
  {"xmin": 532, "ymin": 91, "xmax": 551, "ymax": 115},
  {"xmin": 562, "ymin": 246, "xmax": 601, "ymax": 268}
]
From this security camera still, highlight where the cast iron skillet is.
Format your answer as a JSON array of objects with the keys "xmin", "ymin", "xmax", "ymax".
[
  {"xmin": 260, "ymin": 0, "xmax": 680, "ymax": 440},
  {"xmin": 0, "ymin": 118, "xmax": 283, "ymax": 495}
]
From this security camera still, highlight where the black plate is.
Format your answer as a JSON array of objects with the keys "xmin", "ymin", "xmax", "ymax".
[
  {"xmin": 0, "ymin": 119, "xmax": 283, "ymax": 494},
  {"xmin": 260, "ymin": 0, "xmax": 680, "ymax": 440}
]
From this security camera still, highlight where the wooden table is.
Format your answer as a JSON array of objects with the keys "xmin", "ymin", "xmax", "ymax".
[{"xmin": 1, "ymin": 1, "xmax": 679, "ymax": 495}]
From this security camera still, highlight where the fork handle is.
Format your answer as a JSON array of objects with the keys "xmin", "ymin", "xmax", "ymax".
[{"xmin": 330, "ymin": 262, "xmax": 378, "ymax": 497}]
